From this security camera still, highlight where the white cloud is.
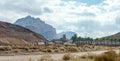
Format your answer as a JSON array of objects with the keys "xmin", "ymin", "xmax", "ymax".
[{"xmin": 0, "ymin": 0, "xmax": 120, "ymax": 38}]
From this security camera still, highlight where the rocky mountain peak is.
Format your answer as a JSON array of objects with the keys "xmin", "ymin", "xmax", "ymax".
[{"xmin": 14, "ymin": 16, "xmax": 57, "ymax": 41}]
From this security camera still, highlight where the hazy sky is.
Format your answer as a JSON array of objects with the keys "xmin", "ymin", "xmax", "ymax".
[{"xmin": 0, "ymin": 0, "xmax": 120, "ymax": 38}]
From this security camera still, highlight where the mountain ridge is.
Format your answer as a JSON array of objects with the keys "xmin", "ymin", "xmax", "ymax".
[
  {"xmin": 0, "ymin": 21, "xmax": 46, "ymax": 45},
  {"xmin": 105, "ymin": 32, "xmax": 120, "ymax": 39},
  {"xmin": 14, "ymin": 16, "xmax": 57, "ymax": 41}
]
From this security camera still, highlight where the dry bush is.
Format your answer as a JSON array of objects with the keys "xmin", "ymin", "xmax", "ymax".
[
  {"xmin": 38, "ymin": 54, "xmax": 57, "ymax": 61},
  {"xmin": 28, "ymin": 58, "xmax": 33, "ymax": 61},
  {"xmin": 31, "ymin": 49, "xmax": 39, "ymax": 52},
  {"xmin": 62, "ymin": 54, "xmax": 93, "ymax": 61},
  {"xmin": 12, "ymin": 46, "xmax": 30, "ymax": 52},
  {"xmin": 115, "ymin": 57, "xmax": 120, "ymax": 61},
  {"xmin": 47, "ymin": 46, "xmax": 54, "ymax": 49},
  {"xmin": 78, "ymin": 56, "xmax": 95, "ymax": 61},
  {"xmin": 59, "ymin": 47, "xmax": 65, "ymax": 52},
  {"xmin": 29, "ymin": 46, "xmax": 40, "ymax": 49},
  {"xmin": 63, "ymin": 53, "xmax": 73, "ymax": 60},
  {"xmin": 72, "ymin": 56, "xmax": 81, "ymax": 61},
  {"xmin": 0, "ymin": 46, "xmax": 12, "ymax": 51},
  {"xmin": 41, "ymin": 49, "xmax": 47, "ymax": 52},
  {"xmin": 47, "ymin": 49, "xmax": 53, "ymax": 52},
  {"xmin": 54, "ymin": 49, "xmax": 59, "ymax": 52},
  {"xmin": 95, "ymin": 54, "xmax": 113, "ymax": 61},
  {"xmin": 81, "ymin": 53, "xmax": 97, "ymax": 59},
  {"xmin": 87, "ymin": 53, "xmax": 97, "ymax": 59},
  {"xmin": 65, "ymin": 46, "xmax": 79, "ymax": 52},
  {"xmin": 94, "ymin": 50, "xmax": 117, "ymax": 61},
  {"xmin": 14, "ymin": 49, "xmax": 20, "ymax": 53}
]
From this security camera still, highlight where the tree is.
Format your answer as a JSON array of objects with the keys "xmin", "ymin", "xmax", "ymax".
[
  {"xmin": 95, "ymin": 38, "xmax": 99, "ymax": 41},
  {"xmin": 118, "ymin": 39, "xmax": 120, "ymax": 42},
  {"xmin": 110, "ymin": 38, "xmax": 114, "ymax": 41},
  {"xmin": 71, "ymin": 34, "xmax": 78, "ymax": 43},
  {"xmin": 77, "ymin": 37, "xmax": 82, "ymax": 41}
]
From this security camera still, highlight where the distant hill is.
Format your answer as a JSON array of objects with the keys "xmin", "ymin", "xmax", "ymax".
[
  {"xmin": 0, "ymin": 21, "xmax": 46, "ymax": 45},
  {"xmin": 105, "ymin": 32, "xmax": 120, "ymax": 39},
  {"xmin": 57, "ymin": 31, "xmax": 76, "ymax": 39},
  {"xmin": 14, "ymin": 16, "xmax": 57, "ymax": 41}
]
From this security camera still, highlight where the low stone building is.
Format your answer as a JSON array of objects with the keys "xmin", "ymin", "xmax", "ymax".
[{"xmin": 50, "ymin": 34, "xmax": 73, "ymax": 45}]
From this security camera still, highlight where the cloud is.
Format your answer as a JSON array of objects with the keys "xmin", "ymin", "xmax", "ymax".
[
  {"xmin": 115, "ymin": 16, "xmax": 120, "ymax": 25},
  {"xmin": 63, "ymin": 0, "xmax": 104, "ymax": 5},
  {"xmin": 0, "ymin": 0, "xmax": 53, "ymax": 15},
  {"xmin": 70, "ymin": 12, "xmax": 96, "ymax": 17},
  {"xmin": 0, "ymin": 0, "xmax": 120, "ymax": 38}
]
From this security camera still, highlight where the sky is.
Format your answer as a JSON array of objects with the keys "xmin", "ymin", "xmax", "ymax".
[{"xmin": 0, "ymin": 0, "xmax": 120, "ymax": 38}]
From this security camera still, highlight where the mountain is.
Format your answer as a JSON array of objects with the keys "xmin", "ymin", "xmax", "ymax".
[
  {"xmin": 14, "ymin": 16, "xmax": 57, "ymax": 41},
  {"xmin": 105, "ymin": 32, "xmax": 120, "ymax": 39},
  {"xmin": 57, "ymin": 31, "xmax": 76, "ymax": 39},
  {"xmin": 0, "ymin": 21, "xmax": 46, "ymax": 45}
]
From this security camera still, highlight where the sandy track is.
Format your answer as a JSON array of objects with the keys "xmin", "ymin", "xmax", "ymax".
[{"xmin": 0, "ymin": 50, "xmax": 119, "ymax": 61}]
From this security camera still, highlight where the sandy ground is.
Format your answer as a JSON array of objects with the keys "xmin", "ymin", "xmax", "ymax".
[{"xmin": 0, "ymin": 50, "xmax": 119, "ymax": 61}]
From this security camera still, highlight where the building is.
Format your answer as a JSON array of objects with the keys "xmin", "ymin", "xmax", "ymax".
[{"xmin": 50, "ymin": 34, "xmax": 73, "ymax": 45}]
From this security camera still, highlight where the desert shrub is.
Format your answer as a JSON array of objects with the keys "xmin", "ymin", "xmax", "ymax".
[
  {"xmin": 47, "ymin": 49, "xmax": 53, "ymax": 52},
  {"xmin": 28, "ymin": 58, "xmax": 33, "ymax": 61},
  {"xmin": 80, "ymin": 55, "xmax": 87, "ymax": 59},
  {"xmin": 54, "ymin": 49, "xmax": 59, "ymax": 52},
  {"xmin": 95, "ymin": 50, "xmax": 117, "ymax": 61},
  {"xmin": 104, "ymin": 50, "xmax": 117, "ymax": 57},
  {"xmin": 32, "ymin": 49, "xmax": 39, "ymax": 52},
  {"xmin": 72, "ymin": 56, "xmax": 81, "ymax": 61},
  {"xmin": 0, "ymin": 46, "xmax": 12, "ymax": 51},
  {"xmin": 14, "ymin": 49, "xmax": 20, "ymax": 53},
  {"xmin": 95, "ymin": 54, "xmax": 114, "ymax": 61},
  {"xmin": 115, "ymin": 57, "xmax": 120, "ymax": 61},
  {"xmin": 30, "ymin": 46, "xmax": 39, "ymax": 49},
  {"xmin": 42, "ymin": 49, "xmax": 47, "ymax": 52},
  {"xmin": 6, "ymin": 46, "xmax": 12, "ymax": 50},
  {"xmin": 47, "ymin": 46, "xmax": 54, "ymax": 49},
  {"xmin": 87, "ymin": 53, "xmax": 97, "ymax": 59},
  {"xmin": 38, "ymin": 54, "xmax": 56, "ymax": 61},
  {"xmin": 65, "ymin": 46, "xmax": 79, "ymax": 52},
  {"xmin": 63, "ymin": 53, "xmax": 72, "ymax": 61},
  {"xmin": 53, "ymin": 47, "xmax": 57, "ymax": 50},
  {"xmin": 81, "ymin": 53, "xmax": 97, "ymax": 59},
  {"xmin": 59, "ymin": 47, "xmax": 65, "ymax": 52}
]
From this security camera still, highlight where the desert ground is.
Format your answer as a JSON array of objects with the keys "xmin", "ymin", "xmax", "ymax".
[{"xmin": 0, "ymin": 49, "xmax": 119, "ymax": 61}]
